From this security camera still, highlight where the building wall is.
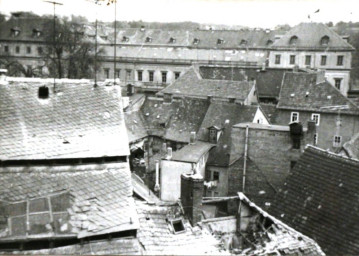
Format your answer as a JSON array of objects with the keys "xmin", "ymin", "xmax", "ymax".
[
  {"xmin": 275, "ymin": 109, "xmax": 359, "ymax": 151},
  {"xmin": 268, "ymin": 50, "xmax": 352, "ymax": 95},
  {"xmin": 205, "ymin": 165, "xmax": 229, "ymax": 197}
]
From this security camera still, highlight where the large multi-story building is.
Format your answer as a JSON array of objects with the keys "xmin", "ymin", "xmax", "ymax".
[{"xmin": 0, "ymin": 12, "xmax": 355, "ymax": 96}]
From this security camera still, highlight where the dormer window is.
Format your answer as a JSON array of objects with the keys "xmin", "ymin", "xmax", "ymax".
[
  {"xmin": 193, "ymin": 38, "xmax": 200, "ymax": 45},
  {"xmin": 289, "ymin": 35, "xmax": 298, "ymax": 46},
  {"xmin": 169, "ymin": 37, "xmax": 176, "ymax": 43},
  {"xmin": 266, "ymin": 40, "xmax": 273, "ymax": 46},
  {"xmin": 208, "ymin": 126, "xmax": 221, "ymax": 144},
  {"xmin": 145, "ymin": 37, "xmax": 152, "ymax": 43},
  {"xmin": 11, "ymin": 28, "xmax": 20, "ymax": 37},
  {"xmin": 217, "ymin": 38, "xmax": 224, "ymax": 45},
  {"xmin": 122, "ymin": 36, "xmax": 129, "ymax": 42},
  {"xmin": 320, "ymin": 35, "xmax": 329, "ymax": 46},
  {"xmin": 240, "ymin": 39, "xmax": 247, "ymax": 46},
  {"xmin": 33, "ymin": 29, "xmax": 42, "ymax": 37}
]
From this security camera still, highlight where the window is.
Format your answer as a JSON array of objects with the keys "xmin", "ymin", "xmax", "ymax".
[
  {"xmin": 169, "ymin": 37, "xmax": 176, "ymax": 43},
  {"xmin": 289, "ymin": 35, "xmax": 298, "ymax": 46},
  {"xmin": 291, "ymin": 112, "xmax": 299, "ymax": 122},
  {"xmin": 145, "ymin": 37, "xmax": 152, "ymax": 43},
  {"xmin": 311, "ymin": 113, "xmax": 320, "ymax": 126},
  {"xmin": 266, "ymin": 40, "xmax": 273, "ymax": 46},
  {"xmin": 15, "ymin": 46, "xmax": 20, "ymax": 54},
  {"xmin": 26, "ymin": 46, "xmax": 31, "ymax": 54},
  {"xmin": 149, "ymin": 71, "xmax": 154, "ymax": 82},
  {"xmin": 104, "ymin": 68, "xmax": 110, "ymax": 79},
  {"xmin": 161, "ymin": 71, "xmax": 167, "ymax": 83},
  {"xmin": 175, "ymin": 72, "xmax": 180, "ymax": 80},
  {"xmin": 337, "ymin": 55, "xmax": 344, "ymax": 66},
  {"xmin": 240, "ymin": 39, "xmax": 247, "ymax": 46},
  {"xmin": 320, "ymin": 35, "xmax": 329, "ymax": 46},
  {"xmin": 314, "ymin": 133, "xmax": 318, "ymax": 146},
  {"xmin": 37, "ymin": 47, "xmax": 43, "ymax": 54},
  {"xmin": 122, "ymin": 36, "xmax": 129, "ymax": 42},
  {"xmin": 4, "ymin": 45, "xmax": 8, "ymax": 53},
  {"xmin": 290, "ymin": 55, "xmax": 296, "ymax": 65},
  {"xmin": 212, "ymin": 171, "xmax": 219, "ymax": 182},
  {"xmin": 321, "ymin": 55, "xmax": 327, "ymax": 66},
  {"xmin": 115, "ymin": 69, "xmax": 120, "ymax": 78},
  {"xmin": 38, "ymin": 86, "xmax": 49, "ymax": 99},
  {"xmin": 275, "ymin": 54, "xmax": 281, "ymax": 64},
  {"xmin": 217, "ymin": 38, "xmax": 224, "ymax": 45},
  {"xmin": 209, "ymin": 128, "xmax": 218, "ymax": 143},
  {"xmin": 193, "ymin": 38, "xmax": 200, "ymax": 45},
  {"xmin": 126, "ymin": 70, "xmax": 131, "ymax": 80},
  {"xmin": 334, "ymin": 78, "xmax": 342, "ymax": 90},
  {"xmin": 305, "ymin": 55, "xmax": 311, "ymax": 66},
  {"xmin": 137, "ymin": 70, "xmax": 143, "ymax": 81},
  {"xmin": 333, "ymin": 135, "xmax": 342, "ymax": 147},
  {"xmin": 171, "ymin": 219, "xmax": 185, "ymax": 234}
]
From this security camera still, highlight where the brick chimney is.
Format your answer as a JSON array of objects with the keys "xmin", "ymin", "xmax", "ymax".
[{"xmin": 180, "ymin": 173, "xmax": 204, "ymax": 226}]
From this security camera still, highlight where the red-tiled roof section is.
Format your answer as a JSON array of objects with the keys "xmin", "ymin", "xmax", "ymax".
[
  {"xmin": 272, "ymin": 23, "xmax": 355, "ymax": 50},
  {"xmin": 0, "ymin": 162, "xmax": 139, "ymax": 240},
  {"xmin": 277, "ymin": 72, "xmax": 359, "ymax": 114},
  {"xmin": 268, "ymin": 146, "xmax": 359, "ymax": 255},
  {"xmin": 0, "ymin": 80, "xmax": 130, "ymax": 160},
  {"xmin": 160, "ymin": 67, "xmax": 254, "ymax": 100}
]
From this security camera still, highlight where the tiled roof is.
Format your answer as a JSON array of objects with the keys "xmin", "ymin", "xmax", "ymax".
[
  {"xmin": 259, "ymin": 103, "xmax": 280, "ymax": 124},
  {"xmin": 0, "ymin": 79, "xmax": 130, "ymax": 160},
  {"xmin": 160, "ymin": 67, "xmax": 254, "ymax": 101},
  {"xmin": 170, "ymin": 141, "xmax": 215, "ymax": 163},
  {"xmin": 277, "ymin": 72, "xmax": 359, "ymax": 114},
  {"xmin": 135, "ymin": 200, "xmax": 226, "ymax": 255},
  {"xmin": 115, "ymin": 28, "xmax": 281, "ymax": 49},
  {"xmin": 342, "ymin": 132, "xmax": 359, "ymax": 160},
  {"xmin": 141, "ymin": 97, "xmax": 210, "ymax": 143},
  {"xmin": 237, "ymin": 192, "xmax": 325, "ymax": 256},
  {"xmin": 125, "ymin": 110, "xmax": 148, "ymax": 143},
  {"xmin": 0, "ymin": 162, "xmax": 139, "ymax": 240},
  {"xmin": 197, "ymin": 102, "xmax": 259, "ymax": 166},
  {"xmin": 269, "ymin": 145, "xmax": 359, "ymax": 255},
  {"xmin": 272, "ymin": 23, "xmax": 355, "ymax": 50},
  {"xmin": 199, "ymin": 66, "xmax": 286, "ymax": 99}
]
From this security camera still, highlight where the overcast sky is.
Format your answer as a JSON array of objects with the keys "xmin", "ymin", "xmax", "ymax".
[{"xmin": 0, "ymin": 0, "xmax": 358, "ymax": 28}]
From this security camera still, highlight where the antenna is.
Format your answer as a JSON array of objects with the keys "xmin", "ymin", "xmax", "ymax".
[{"xmin": 43, "ymin": 0, "xmax": 63, "ymax": 92}]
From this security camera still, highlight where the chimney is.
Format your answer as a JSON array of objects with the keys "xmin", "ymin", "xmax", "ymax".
[
  {"xmin": 180, "ymin": 173, "xmax": 204, "ymax": 226},
  {"xmin": 289, "ymin": 122, "xmax": 303, "ymax": 149},
  {"xmin": 190, "ymin": 132, "xmax": 196, "ymax": 144},
  {"xmin": 166, "ymin": 147, "xmax": 172, "ymax": 160},
  {"xmin": 316, "ymin": 70, "xmax": 325, "ymax": 84},
  {"xmin": 306, "ymin": 120, "xmax": 317, "ymax": 146}
]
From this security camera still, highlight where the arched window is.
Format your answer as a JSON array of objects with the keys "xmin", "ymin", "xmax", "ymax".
[
  {"xmin": 320, "ymin": 35, "xmax": 330, "ymax": 46},
  {"xmin": 289, "ymin": 35, "xmax": 298, "ymax": 46},
  {"xmin": 266, "ymin": 39, "xmax": 273, "ymax": 46},
  {"xmin": 240, "ymin": 39, "xmax": 247, "ymax": 46}
]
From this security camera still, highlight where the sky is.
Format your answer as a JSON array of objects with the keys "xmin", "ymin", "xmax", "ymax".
[{"xmin": 0, "ymin": 0, "xmax": 358, "ymax": 28}]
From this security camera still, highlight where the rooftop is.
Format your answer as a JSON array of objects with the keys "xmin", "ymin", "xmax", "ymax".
[
  {"xmin": 0, "ymin": 79, "xmax": 129, "ymax": 160},
  {"xmin": 342, "ymin": 132, "xmax": 359, "ymax": 160},
  {"xmin": 269, "ymin": 145, "xmax": 359, "ymax": 255},
  {"xmin": 170, "ymin": 141, "xmax": 215, "ymax": 163}
]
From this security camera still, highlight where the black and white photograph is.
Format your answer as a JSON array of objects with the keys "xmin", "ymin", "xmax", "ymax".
[{"xmin": 0, "ymin": 0, "xmax": 358, "ymax": 255}]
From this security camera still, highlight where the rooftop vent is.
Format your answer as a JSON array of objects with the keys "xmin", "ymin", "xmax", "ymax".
[
  {"xmin": 169, "ymin": 37, "xmax": 176, "ymax": 43},
  {"xmin": 320, "ymin": 35, "xmax": 330, "ymax": 46},
  {"xmin": 38, "ymin": 86, "xmax": 49, "ymax": 99},
  {"xmin": 32, "ymin": 29, "xmax": 42, "ymax": 37},
  {"xmin": 266, "ymin": 39, "xmax": 273, "ymax": 46},
  {"xmin": 193, "ymin": 38, "xmax": 200, "ymax": 45},
  {"xmin": 289, "ymin": 35, "xmax": 298, "ymax": 46},
  {"xmin": 145, "ymin": 37, "xmax": 152, "ymax": 43}
]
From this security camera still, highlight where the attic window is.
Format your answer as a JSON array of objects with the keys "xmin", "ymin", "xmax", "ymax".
[
  {"xmin": 171, "ymin": 219, "xmax": 185, "ymax": 234},
  {"xmin": 11, "ymin": 28, "xmax": 20, "ymax": 37},
  {"xmin": 33, "ymin": 29, "xmax": 42, "ymax": 37},
  {"xmin": 240, "ymin": 39, "xmax": 247, "ymax": 46},
  {"xmin": 169, "ymin": 37, "xmax": 176, "ymax": 43},
  {"xmin": 266, "ymin": 40, "xmax": 273, "ymax": 46},
  {"xmin": 289, "ymin": 35, "xmax": 298, "ymax": 46},
  {"xmin": 122, "ymin": 36, "xmax": 129, "ymax": 42},
  {"xmin": 193, "ymin": 38, "xmax": 200, "ymax": 45},
  {"xmin": 145, "ymin": 37, "xmax": 152, "ymax": 43},
  {"xmin": 320, "ymin": 35, "xmax": 329, "ymax": 46},
  {"xmin": 217, "ymin": 38, "xmax": 224, "ymax": 45},
  {"xmin": 38, "ymin": 86, "xmax": 49, "ymax": 99}
]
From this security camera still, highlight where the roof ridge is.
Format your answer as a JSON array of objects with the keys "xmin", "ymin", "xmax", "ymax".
[{"xmin": 305, "ymin": 144, "xmax": 359, "ymax": 165}]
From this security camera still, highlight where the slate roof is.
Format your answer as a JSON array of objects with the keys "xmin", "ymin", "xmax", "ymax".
[
  {"xmin": 259, "ymin": 103, "xmax": 280, "ymax": 124},
  {"xmin": 277, "ymin": 72, "xmax": 359, "ymax": 115},
  {"xmin": 269, "ymin": 145, "xmax": 359, "ymax": 256},
  {"xmin": 237, "ymin": 192, "xmax": 325, "ymax": 256},
  {"xmin": 115, "ymin": 28, "xmax": 281, "ymax": 49},
  {"xmin": 124, "ymin": 110, "xmax": 148, "ymax": 143},
  {"xmin": 141, "ymin": 96, "xmax": 210, "ymax": 143},
  {"xmin": 135, "ymin": 200, "xmax": 226, "ymax": 255},
  {"xmin": 160, "ymin": 67, "xmax": 254, "ymax": 101},
  {"xmin": 0, "ymin": 162, "xmax": 139, "ymax": 241},
  {"xmin": 342, "ymin": 132, "xmax": 359, "ymax": 160},
  {"xmin": 170, "ymin": 141, "xmax": 215, "ymax": 163},
  {"xmin": 199, "ymin": 66, "xmax": 286, "ymax": 99},
  {"xmin": 197, "ymin": 102, "xmax": 259, "ymax": 166},
  {"xmin": 272, "ymin": 23, "xmax": 355, "ymax": 51},
  {"xmin": 0, "ymin": 79, "xmax": 130, "ymax": 160}
]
